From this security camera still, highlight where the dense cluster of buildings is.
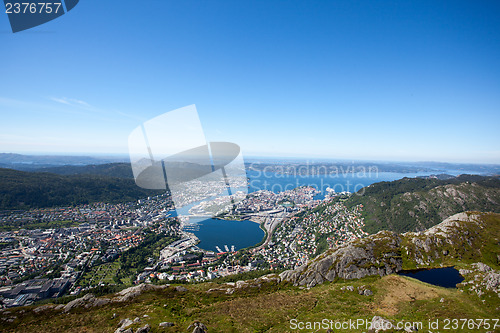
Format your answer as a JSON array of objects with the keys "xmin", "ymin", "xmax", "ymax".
[
  {"xmin": 0, "ymin": 182, "xmax": 370, "ymax": 308},
  {"xmin": 248, "ymin": 197, "xmax": 367, "ymax": 270},
  {"xmin": 0, "ymin": 194, "xmax": 176, "ymax": 307}
]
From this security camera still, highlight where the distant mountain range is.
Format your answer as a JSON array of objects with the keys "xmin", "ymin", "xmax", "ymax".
[
  {"xmin": 0, "ymin": 153, "xmax": 128, "ymax": 171},
  {"xmin": 2, "ymin": 153, "xmax": 500, "ymax": 175},
  {"xmin": 35, "ymin": 163, "xmax": 135, "ymax": 179}
]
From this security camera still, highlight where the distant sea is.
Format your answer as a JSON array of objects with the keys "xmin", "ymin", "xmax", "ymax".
[{"xmin": 246, "ymin": 169, "xmax": 471, "ymax": 198}]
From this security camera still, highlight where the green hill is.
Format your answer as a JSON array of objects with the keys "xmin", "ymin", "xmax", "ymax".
[
  {"xmin": 0, "ymin": 168, "xmax": 162, "ymax": 210},
  {"xmin": 343, "ymin": 175, "xmax": 500, "ymax": 233}
]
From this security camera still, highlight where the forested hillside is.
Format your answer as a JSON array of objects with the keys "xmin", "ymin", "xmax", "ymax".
[
  {"xmin": 0, "ymin": 168, "xmax": 162, "ymax": 210},
  {"xmin": 343, "ymin": 175, "xmax": 500, "ymax": 233}
]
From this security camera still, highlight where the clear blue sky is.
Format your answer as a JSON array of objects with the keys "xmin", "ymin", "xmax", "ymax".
[{"xmin": 1, "ymin": 0, "xmax": 499, "ymax": 163}]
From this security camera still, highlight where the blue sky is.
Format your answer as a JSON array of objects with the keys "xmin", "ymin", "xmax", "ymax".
[{"xmin": 1, "ymin": 0, "xmax": 499, "ymax": 163}]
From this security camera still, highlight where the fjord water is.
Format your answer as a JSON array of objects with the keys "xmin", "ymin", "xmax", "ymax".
[
  {"xmin": 399, "ymin": 267, "xmax": 464, "ymax": 288},
  {"xmin": 247, "ymin": 170, "xmax": 451, "ymax": 196},
  {"xmin": 184, "ymin": 170, "xmax": 468, "ymax": 251}
]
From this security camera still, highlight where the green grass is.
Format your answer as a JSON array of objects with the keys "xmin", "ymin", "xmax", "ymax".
[{"xmin": 2, "ymin": 273, "xmax": 499, "ymax": 333}]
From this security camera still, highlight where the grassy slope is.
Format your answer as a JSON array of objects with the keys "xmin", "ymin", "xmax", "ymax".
[
  {"xmin": 3, "ymin": 213, "xmax": 500, "ymax": 332},
  {"xmin": 2, "ymin": 275, "xmax": 498, "ymax": 333}
]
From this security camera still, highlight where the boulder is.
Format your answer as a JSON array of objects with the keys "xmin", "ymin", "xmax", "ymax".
[
  {"xmin": 135, "ymin": 324, "xmax": 150, "ymax": 333},
  {"xmin": 370, "ymin": 316, "xmax": 393, "ymax": 332},
  {"xmin": 159, "ymin": 322, "xmax": 175, "ymax": 327},
  {"xmin": 63, "ymin": 293, "xmax": 95, "ymax": 312},
  {"xmin": 188, "ymin": 321, "xmax": 208, "ymax": 333},
  {"xmin": 113, "ymin": 284, "xmax": 167, "ymax": 302},
  {"xmin": 118, "ymin": 318, "xmax": 134, "ymax": 329}
]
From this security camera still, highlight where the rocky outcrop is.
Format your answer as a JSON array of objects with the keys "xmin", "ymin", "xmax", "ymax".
[
  {"xmin": 280, "ymin": 230, "xmax": 402, "ymax": 288},
  {"xmin": 32, "ymin": 283, "xmax": 170, "ymax": 315},
  {"xmin": 281, "ymin": 212, "xmax": 498, "ymax": 288},
  {"xmin": 113, "ymin": 284, "xmax": 168, "ymax": 302},
  {"xmin": 62, "ymin": 293, "xmax": 111, "ymax": 312},
  {"xmin": 403, "ymin": 212, "xmax": 488, "ymax": 267},
  {"xmin": 458, "ymin": 262, "xmax": 500, "ymax": 298}
]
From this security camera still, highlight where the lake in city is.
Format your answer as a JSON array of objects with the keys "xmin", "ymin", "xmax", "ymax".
[{"xmin": 186, "ymin": 217, "xmax": 265, "ymax": 253}]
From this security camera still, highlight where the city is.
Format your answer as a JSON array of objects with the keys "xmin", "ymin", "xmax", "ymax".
[{"xmin": 0, "ymin": 183, "xmax": 368, "ymax": 308}]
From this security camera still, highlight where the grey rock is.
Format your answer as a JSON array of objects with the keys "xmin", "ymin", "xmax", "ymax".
[
  {"xmin": 363, "ymin": 289, "xmax": 373, "ymax": 296},
  {"xmin": 472, "ymin": 262, "xmax": 492, "ymax": 272},
  {"xmin": 135, "ymin": 324, "xmax": 150, "ymax": 333},
  {"xmin": 340, "ymin": 285, "xmax": 354, "ymax": 291},
  {"xmin": 115, "ymin": 328, "xmax": 134, "ymax": 333},
  {"xmin": 405, "ymin": 325, "xmax": 419, "ymax": 332},
  {"xmin": 92, "ymin": 297, "xmax": 110, "ymax": 307},
  {"xmin": 281, "ymin": 231, "xmax": 402, "ymax": 287},
  {"xmin": 175, "ymin": 286, "xmax": 188, "ymax": 292},
  {"xmin": 483, "ymin": 271, "xmax": 500, "ymax": 291},
  {"xmin": 236, "ymin": 280, "xmax": 248, "ymax": 288},
  {"xmin": 113, "ymin": 284, "xmax": 167, "ymax": 302},
  {"xmin": 33, "ymin": 304, "xmax": 54, "ymax": 313},
  {"xmin": 159, "ymin": 322, "xmax": 175, "ymax": 327},
  {"xmin": 188, "ymin": 321, "xmax": 208, "ymax": 333},
  {"xmin": 63, "ymin": 293, "xmax": 96, "ymax": 312},
  {"xmin": 118, "ymin": 318, "xmax": 134, "ymax": 329},
  {"xmin": 370, "ymin": 316, "xmax": 393, "ymax": 332}
]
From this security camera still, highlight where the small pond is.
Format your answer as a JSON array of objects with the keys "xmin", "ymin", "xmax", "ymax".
[{"xmin": 398, "ymin": 266, "xmax": 464, "ymax": 288}]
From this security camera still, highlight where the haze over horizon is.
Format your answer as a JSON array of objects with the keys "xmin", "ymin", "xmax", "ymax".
[{"xmin": 1, "ymin": 1, "xmax": 499, "ymax": 163}]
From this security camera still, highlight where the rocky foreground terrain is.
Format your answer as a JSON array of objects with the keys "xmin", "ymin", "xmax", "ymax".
[
  {"xmin": 1, "ymin": 211, "xmax": 499, "ymax": 332},
  {"xmin": 281, "ymin": 212, "xmax": 500, "ymax": 290}
]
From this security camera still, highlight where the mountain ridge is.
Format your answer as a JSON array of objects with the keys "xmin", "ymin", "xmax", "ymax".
[
  {"xmin": 342, "ymin": 175, "xmax": 500, "ymax": 233},
  {"xmin": 280, "ymin": 211, "xmax": 500, "ymax": 288}
]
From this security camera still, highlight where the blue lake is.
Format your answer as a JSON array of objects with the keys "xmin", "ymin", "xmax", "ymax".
[
  {"xmin": 187, "ymin": 218, "xmax": 264, "ymax": 252},
  {"xmin": 399, "ymin": 267, "xmax": 464, "ymax": 288}
]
